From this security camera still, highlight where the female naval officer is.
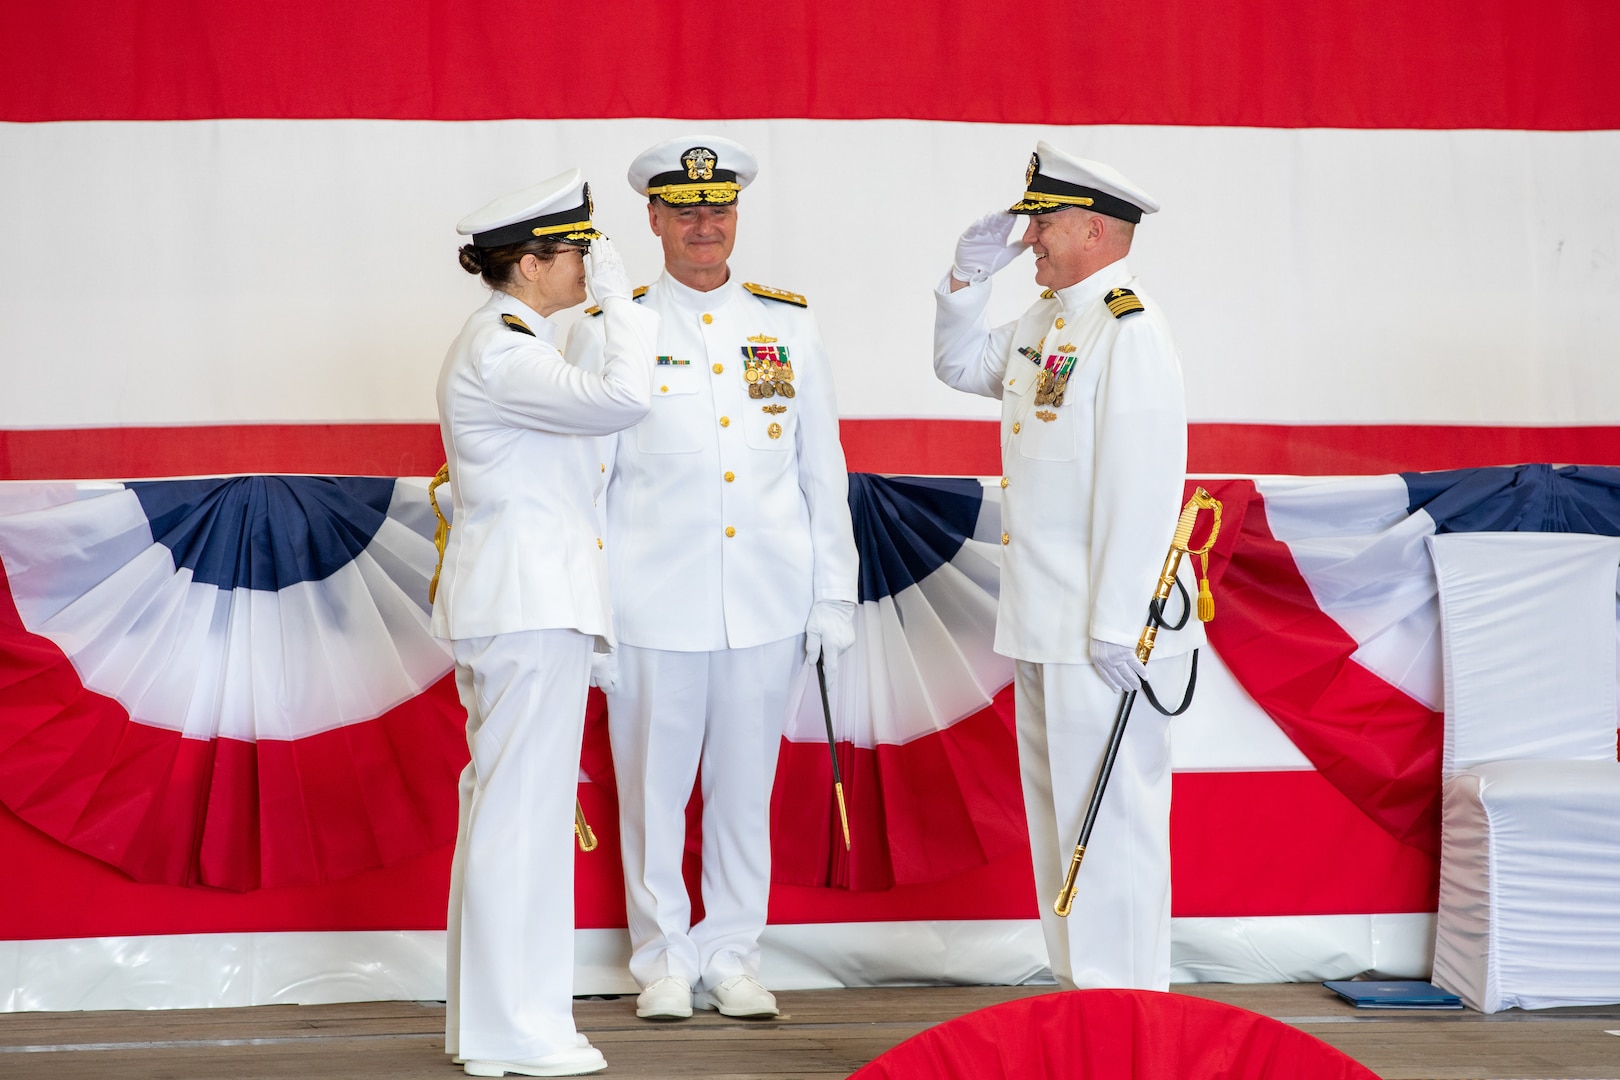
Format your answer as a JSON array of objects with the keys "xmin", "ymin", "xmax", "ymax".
[{"xmin": 433, "ymin": 170, "xmax": 658, "ymax": 1077}]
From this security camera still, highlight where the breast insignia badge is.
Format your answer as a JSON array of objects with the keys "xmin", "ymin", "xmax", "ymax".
[
  {"xmin": 747, "ymin": 333, "xmax": 778, "ymax": 344},
  {"xmin": 1036, "ymin": 409, "xmax": 1058, "ymax": 422},
  {"xmin": 767, "ymin": 422, "xmax": 784, "ymax": 439},
  {"xmin": 762, "ymin": 404, "xmax": 787, "ymax": 415}
]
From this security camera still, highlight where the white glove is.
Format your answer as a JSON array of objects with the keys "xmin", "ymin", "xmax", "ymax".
[
  {"xmin": 951, "ymin": 210, "xmax": 1028, "ymax": 284},
  {"xmin": 584, "ymin": 237, "xmax": 631, "ymax": 306},
  {"xmin": 589, "ymin": 649, "xmax": 619, "ymax": 695},
  {"xmin": 1090, "ymin": 639, "xmax": 1147, "ymax": 694},
  {"xmin": 805, "ymin": 600, "xmax": 857, "ymax": 674}
]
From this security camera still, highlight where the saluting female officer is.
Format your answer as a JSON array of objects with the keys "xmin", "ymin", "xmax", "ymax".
[{"xmin": 433, "ymin": 170, "xmax": 658, "ymax": 1077}]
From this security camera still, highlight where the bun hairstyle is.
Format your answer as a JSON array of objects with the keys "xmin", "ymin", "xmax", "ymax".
[{"xmin": 457, "ymin": 237, "xmax": 578, "ymax": 288}]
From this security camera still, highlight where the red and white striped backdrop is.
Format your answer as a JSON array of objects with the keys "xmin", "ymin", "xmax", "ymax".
[{"xmin": 2, "ymin": 0, "xmax": 1618, "ymax": 1004}]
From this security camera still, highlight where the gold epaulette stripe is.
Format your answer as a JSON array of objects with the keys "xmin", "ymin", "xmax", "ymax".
[
  {"xmin": 501, "ymin": 314, "xmax": 536, "ymax": 336},
  {"xmin": 1105, "ymin": 288, "xmax": 1145, "ymax": 319},
  {"xmin": 1040, "ymin": 289, "xmax": 1056, "ymax": 299},
  {"xmin": 743, "ymin": 282, "xmax": 808, "ymax": 307},
  {"xmin": 586, "ymin": 285, "xmax": 649, "ymax": 317}
]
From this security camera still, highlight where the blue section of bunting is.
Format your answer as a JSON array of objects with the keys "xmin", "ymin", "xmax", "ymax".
[
  {"xmin": 129, "ymin": 476, "xmax": 398, "ymax": 591},
  {"xmin": 1402, "ymin": 464, "xmax": 1620, "ymax": 535},
  {"xmin": 848, "ymin": 473, "xmax": 983, "ymax": 603}
]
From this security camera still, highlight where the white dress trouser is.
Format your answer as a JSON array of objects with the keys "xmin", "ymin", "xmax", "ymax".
[
  {"xmin": 444, "ymin": 628, "xmax": 594, "ymax": 1062},
  {"xmin": 606, "ymin": 636, "xmax": 802, "ymax": 991},
  {"xmin": 1014, "ymin": 650, "xmax": 1192, "ymax": 991}
]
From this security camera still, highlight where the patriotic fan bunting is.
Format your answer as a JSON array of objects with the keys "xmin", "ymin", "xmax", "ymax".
[
  {"xmin": 1207, "ymin": 464, "xmax": 1620, "ymax": 859},
  {"xmin": 0, "ymin": 476, "xmax": 465, "ymax": 890},
  {"xmin": 1, "ymin": 465, "xmax": 1616, "ymax": 900}
]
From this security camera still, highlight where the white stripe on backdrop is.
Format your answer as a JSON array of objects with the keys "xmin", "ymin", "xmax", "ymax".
[
  {"xmin": 0, "ymin": 916, "xmax": 1435, "ymax": 1011},
  {"xmin": 2, "ymin": 119, "xmax": 1617, "ymax": 429}
]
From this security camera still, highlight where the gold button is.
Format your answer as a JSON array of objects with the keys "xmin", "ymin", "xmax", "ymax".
[
  {"xmin": 702, "ymin": 313, "xmax": 713, "ymax": 324},
  {"xmin": 1000, "ymin": 477, "xmax": 1009, "ymax": 488},
  {"xmin": 1012, "ymin": 422, "xmax": 1021, "ymax": 434},
  {"xmin": 1009, "ymin": 378, "xmax": 1016, "ymax": 385},
  {"xmin": 596, "ymin": 538, "xmax": 603, "ymax": 549},
  {"xmin": 725, "ymin": 526, "xmax": 736, "ymax": 538},
  {"xmin": 1001, "ymin": 532, "xmax": 1010, "ymax": 545},
  {"xmin": 719, "ymin": 416, "xmax": 730, "ymax": 427},
  {"xmin": 712, "ymin": 363, "xmax": 724, "ymax": 374},
  {"xmin": 600, "ymin": 463, "xmax": 606, "ymax": 473},
  {"xmin": 660, "ymin": 385, "xmax": 669, "ymax": 393},
  {"xmin": 1055, "ymin": 318, "xmax": 1066, "ymax": 329},
  {"xmin": 724, "ymin": 471, "xmax": 735, "ymax": 482}
]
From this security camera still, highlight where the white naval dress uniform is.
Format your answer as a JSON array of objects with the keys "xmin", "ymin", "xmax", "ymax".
[
  {"xmin": 933, "ymin": 258, "xmax": 1201, "ymax": 990},
  {"xmin": 565, "ymin": 271, "xmax": 857, "ymax": 992},
  {"xmin": 435, "ymin": 288, "xmax": 657, "ymax": 1062}
]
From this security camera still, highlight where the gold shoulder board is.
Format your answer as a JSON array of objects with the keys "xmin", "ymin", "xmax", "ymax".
[
  {"xmin": 585, "ymin": 285, "xmax": 649, "ymax": 318},
  {"xmin": 1105, "ymin": 287, "xmax": 1145, "ymax": 319},
  {"xmin": 743, "ymin": 282, "xmax": 808, "ymax": 307},
  {"xmin": 1040, "ymin": 288, "xmax": 1056, "ymax": 300},
  {"xmin": 501, "ymin": 314, "xmax": 536, "ymax": 336}
]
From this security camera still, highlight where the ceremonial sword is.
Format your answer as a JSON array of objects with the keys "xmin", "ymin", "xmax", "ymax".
[{"xmin": 1054, "ymin": 488, "xmax": 1221, "ymax": 917}]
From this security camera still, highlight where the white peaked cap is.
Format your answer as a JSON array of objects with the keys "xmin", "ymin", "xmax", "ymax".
[
  {"xmin": 1009, "ymin": 141, "xmax": 1160, "ymax": 222},
  {"xmin": 457, "ymin": 168, "xmax": 601, "ymax": 247},
  {"xmin": 628, "ymin": 135, "xmax": 759, "ymax": 204}
]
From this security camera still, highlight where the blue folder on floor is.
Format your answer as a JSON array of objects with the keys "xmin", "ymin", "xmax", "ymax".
[{"xmin": 1323, "ymin": 980, "xmax": 1464, "ymax": 1009}]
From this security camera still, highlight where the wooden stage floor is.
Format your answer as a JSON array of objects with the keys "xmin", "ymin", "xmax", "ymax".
[{"xmin": 2, "ymin": 983, "xmax": 1619, "ymax": 1079}]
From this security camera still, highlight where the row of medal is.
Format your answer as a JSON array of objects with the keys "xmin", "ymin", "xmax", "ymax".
[
  {"xmin": 1018, "ymin": 342, "xmax": 1077, "ymax": 408},
  {"xmin": 741, "ymin": 344, "xmax": 795, "ymax": 399}
]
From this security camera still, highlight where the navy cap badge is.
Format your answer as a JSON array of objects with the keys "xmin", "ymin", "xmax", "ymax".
[
  {"xmin": 1026, "ymin": 153, "xmax": 1039, "ymax": 186},
  {"xmin": 683, "ymin": 147, "xmax": 718, "ymax": 181}
]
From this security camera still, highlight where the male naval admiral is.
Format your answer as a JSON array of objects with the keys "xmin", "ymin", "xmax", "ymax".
[
  {"xmin": 932, "ymin": 142, "xmax": 1202, "ymax": 993},
  {"xmin": 564, "ymin": 136, "xmax": 858, "ymax": 1023}
]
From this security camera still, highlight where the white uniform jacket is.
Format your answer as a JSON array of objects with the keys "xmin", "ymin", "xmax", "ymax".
[
  {"xmin": 431, "ymin": 290, "xmax": 658, "ymax": 643},
  {"xmin": 934, "ymin": 260, "xmax": 1203, "ymax": 665},
  {"xmin": 566, "ymin": 271, "xmax": 857, "ymax": 652}
]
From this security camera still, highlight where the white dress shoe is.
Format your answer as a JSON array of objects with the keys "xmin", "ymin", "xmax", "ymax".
[
  {"xmin": 462, "ymin": 1045, "xmax": 605, "ymax": 1076},
  {"xmin": 635, "ymin": 974, "xmax": 693, "ymax": 1019},
  {"xmin": 695, "ymin": 974, "xmax": 779, "ymax": 1018}
]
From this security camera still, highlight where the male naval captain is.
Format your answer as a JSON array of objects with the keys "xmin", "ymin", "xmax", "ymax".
[{"xmin": 932, "ymin": 142, "xmax": 1202, "ymax": 992}]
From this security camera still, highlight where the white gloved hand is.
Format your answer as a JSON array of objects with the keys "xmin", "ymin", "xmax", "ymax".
[
  {"xmin": 589, "ymin": 649, "xmax": 619, "ymax": 695},
  {"xmin": 805, "ymin": 600, "xmax": 858, "ymax": 674},
  {"xmin": 1090, "ymin": 639, "xmax": 1147, "ymax": 694},
  {"xmin": 584, "ymin": 237, "xmax": 631, "ymax": 306},
  {"xmin": 951, "ymin": 210, "xmax": 1028, "ymax": 284}
]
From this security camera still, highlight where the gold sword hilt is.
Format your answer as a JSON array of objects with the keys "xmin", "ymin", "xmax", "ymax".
[
  {"xmin": 574, "ymin": 799, "xmax": 598, "ymax": 852},
  {"xmin": 1134, "ymin": 487, "xmax": 1223, "ymax": 661}
]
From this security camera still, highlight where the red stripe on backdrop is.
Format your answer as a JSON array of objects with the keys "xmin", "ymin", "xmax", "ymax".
[
  {"xmin": 0, "ymin": 768, "xmax": 1433, "ymax": 941},
  {"xmin": 4, "ymin": 2, "xmax": 1617, "ymax": 128},
  {"xmin": 3, "ymin": 423, "xmax": 1619, "ymax": 481}
]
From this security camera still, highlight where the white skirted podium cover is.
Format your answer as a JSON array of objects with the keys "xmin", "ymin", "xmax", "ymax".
[
  {"xmin": 2, "ymin": 465, "xmax": 1617, "ymax": 1010},
  {"xmin": 1427, "ymin": 532, "xmax": 1620, "ymax": 1012}
]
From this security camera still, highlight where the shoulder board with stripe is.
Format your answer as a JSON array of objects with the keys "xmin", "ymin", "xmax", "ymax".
[
  {"xmin": 500, "ymin": 314, "xmax": 535, "ymax": 336},
  {"xmin": 585, "ymin": 285, "xmax": 649, "ymax": 317},
  {"xmin": 1040, "ymin": 289, "xmax": 1056, "ymax": 300},
  {"xmin": 1105, "ymin": 287, "xmax": 1145, "ymax": 319},
  {"xmin": 743, "ymin": 282, "xmax": 808, "ymax": 307}
]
